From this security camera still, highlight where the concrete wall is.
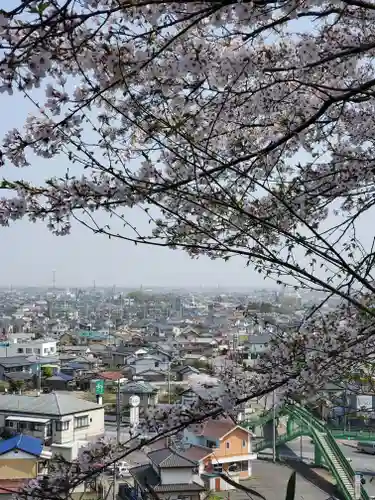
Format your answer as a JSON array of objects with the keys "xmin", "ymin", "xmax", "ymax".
[
  {"xmin": 53, "ymin": 408, "xmax": 105, "ymax": 444},
  {"xmin": 160, "ymin": 467, "xmax": 194, "ymax": 485}
]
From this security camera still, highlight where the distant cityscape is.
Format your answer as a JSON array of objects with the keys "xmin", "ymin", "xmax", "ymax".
[{"xmin": 0, "ymin": 284, "xmax": 367, "ymax": 499}]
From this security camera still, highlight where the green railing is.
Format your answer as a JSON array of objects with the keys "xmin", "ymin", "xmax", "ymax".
[
  {"xmin": 291, "ymin": 405, "xmax": 369, "ymax": 500},
  {"xmin": 330, "ymin": 428, "xmax": 375, "ymax": 441},
  {"xmin": 245, "ymin": 403, "xmax": 369, "ymax": 500}
]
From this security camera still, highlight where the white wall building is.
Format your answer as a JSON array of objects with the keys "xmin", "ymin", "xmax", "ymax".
[
  {"xmin": 0, "ymin": 393, "xmax": 104, "ymax": 461},
  {"xmin": 0, "ymin": 339, "xmax": 57, "ymax": 358}
]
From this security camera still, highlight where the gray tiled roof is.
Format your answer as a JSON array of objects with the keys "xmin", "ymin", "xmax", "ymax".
[
  {"xmin": 5, "ymin": 372, "xmax": 33, "ymax": 381},
  {"xmin": 0, "ymin": 392, "xmax": 102, "ymax": 416},
  {"xmin": 0, "ymin": 356, "xmax": 33, "ymax": 367},
  {"xmin": 154, "ymin": 483, "xmax": 204, "ymax": 492},
  {"xmin": 148, "ymin": 447, "xmax": 197, "ymax": 468},
  {"xmin": 121, "ymin": 381, "xmax": 156, "ymax": 394}
]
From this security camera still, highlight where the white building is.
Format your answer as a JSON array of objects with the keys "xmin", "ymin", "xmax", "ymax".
[
  {"xmin": 0, "ymin": 339, "xmax": 57, "ymax": 358},
  {"xmin": 0, "ymin": 392, "xmax": 104, "ymax": 461}
]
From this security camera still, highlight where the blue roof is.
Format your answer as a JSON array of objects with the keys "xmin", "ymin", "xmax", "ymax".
[
  {"xmin": 0, "ymin": 434, "xmax": 43, "ymax": 457},
  {"xmin": 66, "ymin": 362, "xmax": 86, "ymax": 370},
  {"xmin": 56, "ymin": 372, "xmax": 74, "ymax": 381}
]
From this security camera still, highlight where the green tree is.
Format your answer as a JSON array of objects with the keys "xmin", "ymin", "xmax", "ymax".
[
  {"xmin": 41, "ymin": 366, "xmax": 53, "ymax": 378},
  {"xmin": 9, "ymin": 379, "xmax": 24, "ymax": 394}
]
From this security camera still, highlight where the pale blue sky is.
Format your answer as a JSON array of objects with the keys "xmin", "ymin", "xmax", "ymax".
[
  {"xmin": 0, "ymin": 73, "xmax": 372, "ymax": 289},
  {"xmin": 0, "ymin": 92, "xmax": 274, "ymax": 288}
]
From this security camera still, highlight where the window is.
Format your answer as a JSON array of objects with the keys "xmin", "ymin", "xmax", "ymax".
[
  {"xmin": 242, "ymin": 439, "xmax": 247, "ymax": 447},
  {"xmin": 26, "ymin": 348, "xmax": 32, "ymax": 354},
  {"xmin": 6, "ymin": 421, "xmax": 13, "ymax": 427},
  {"xmin": 231, "ymin": 461, "xmax": 248, "ymax": 472},
  {"xmin": 56, "ymin": 421, "xmax": 70, "ymax": 431},
  {"xmin": 37, "ymin": 461, "xmax": 46, "ymax": 474},
  {"xmin": 206, "ymin": 440, "xmax": 216, "ymax": 448},
  {"xmin": 226, "ymin": 441, "xmax": 230, "ymax": 449},
  {"xmin": 155, "ymin": 361, "xmax": 159, "ymax": 368},
  {"xmin": 17, "ymin": 348, "xmax": 23, "ymax": 353},
  {"xmin": 75, "ymin": 415, "xmax": 89, "ymax": 428},
  {"xmin": 213, "ymin": 463, "xmax": 223, "ymax": 473},
  {"xmin": 35, "ymin": 348, "xmax": 40, "ymax": 354}
]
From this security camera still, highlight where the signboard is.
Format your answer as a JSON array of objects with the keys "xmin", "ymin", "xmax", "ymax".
[
  {"xmin": 95, "ymin": 379, "xmax": 104, "ymax": 395},
  {"xmin": 354, "ymin": 473, "xmax": 361, "ymax": 500}
]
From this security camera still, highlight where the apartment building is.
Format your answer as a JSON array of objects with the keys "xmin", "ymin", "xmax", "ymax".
[{"xmin": 0, "ymin": 339, "xmax": 57, "ymax": 358}]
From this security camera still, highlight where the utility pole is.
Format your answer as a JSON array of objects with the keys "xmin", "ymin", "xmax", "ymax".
[
  {"xmin": 272, "ymin": 389, "xmax": 276, "ymax": 463},
  {"xmin": 113, "ymin": 378, "xmax": 121, "ymax": 500},
  {"xmin": 116, "ymin": 378, "xmax": 121, "ymax": 443},
  {"xmin": 168, "ymin": 360, "xmax": 171, "ymax": 404}
]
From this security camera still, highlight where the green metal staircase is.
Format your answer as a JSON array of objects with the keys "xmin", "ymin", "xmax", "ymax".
[{"xmin": 244, "ymin": 403, "xmax": 369, "ymax": 500}]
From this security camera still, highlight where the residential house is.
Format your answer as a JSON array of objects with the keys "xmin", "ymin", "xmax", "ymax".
[
  {"xmin": 0, "ymin": 434, "xmax": 51, "ymax": 479},
  {"xmin": 43, "ymin": 372, "xmax": 75, "ymax": 391},
  {"xmin": 60, "ymin": 356, "xmax": 98, "ymax": 375},
  {"xmin": 133, "ymin": 369, "xmax": 167, "ymax": 383},
  {"xmin": 78, "ymin": 330, "xmax": 116, "ymax": 345},
  {"xmin": 181, "ymin": 385, "xmax": 223, "ymax": 407},
  {"xmin": 59, "ymin": 345, "xmax": 92, "ymax": 357},
  {"xmin": 153, "ymin": 323, "xmax": 181, "ymax": 337},
  {"xmin": 0, "ymin": 392, "xmax": 104, "ymax": 461},
  {"xmin": 176, "ymin": 366, "xmax": 200, "ymax": 382},
  {"xmin": 126, "ymin": 355, "xmax": 170, "ymax": 374},
  {"xmin": 130, "ymin": 447, "xmax": 205, "ymax": 500},
  {"xmin": 148, "ymin": 348, "xmax": 173, "ymax": 363},
  {"xmin": 122, "ymin": 381, "xmax": 158, "ymax": 410},
  {"xmin": 243, "ymin": 335, "xmax": 270, "ymax": 366},
  {"xmin": 0, "ymin": 357, "xmax": 34, "ymax": 382},
  {"xmin": 0, "ymin": 435, "xmax": 52, "ymax": 499},
  {"xmin": 183, "ymin": 418, "xmax": 257, "ymax": 491},
  {"xmin": 0, "ymin": 434, "xmax": 100, "ymax": 500}
]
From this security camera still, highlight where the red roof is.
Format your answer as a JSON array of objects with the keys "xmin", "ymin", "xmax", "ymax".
[
  {"xmin": 99, "ymin": 371, "xmax": 123, "ymax": 381},
  {"xmin": 0, "ymin": 480, "xmax": 28, "ymax": 494}
]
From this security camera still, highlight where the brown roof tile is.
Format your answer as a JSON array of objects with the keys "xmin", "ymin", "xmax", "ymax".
[{"xmin": 182, "ymin": 445, "xmax": 212, "ymax": 461}]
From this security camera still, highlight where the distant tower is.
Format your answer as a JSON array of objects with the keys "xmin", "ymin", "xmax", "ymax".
[
  {"xmin": 52, "ymin": 270, "xmax": 56, "ymax": 290},
  {"xmin": 175, "ymin": 296, "xmax": 182, "ymax": 318},
  {"xmin": 208, "ymin": 303, "xmax": 214, "ymax": 323}
]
